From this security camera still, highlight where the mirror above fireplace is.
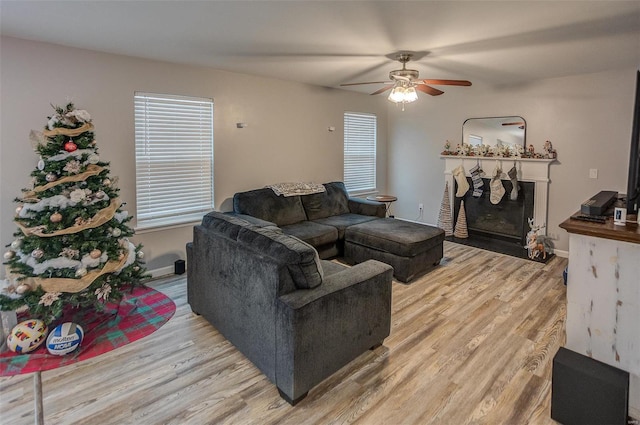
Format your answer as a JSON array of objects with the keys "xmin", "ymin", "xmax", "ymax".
[{"xmin": 463, "ymin": 116, "xmax": 526, "ymax": 149}]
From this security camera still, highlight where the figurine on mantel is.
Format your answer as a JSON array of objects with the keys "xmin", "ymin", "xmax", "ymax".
[
  {"xmin": 543, "ymin": 140, "xmax": 557, "ymax": 159},
  {"xmin": 441, "ymin": 140, "xmax": 455, "ymax": 155}
]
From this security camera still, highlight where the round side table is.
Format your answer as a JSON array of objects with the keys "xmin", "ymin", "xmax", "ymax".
[{"xmin": 367, "ymin": 195, "xmax": 398, "ymax": 217}]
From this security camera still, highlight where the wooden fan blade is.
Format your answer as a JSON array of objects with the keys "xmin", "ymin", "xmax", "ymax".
[
  {"xmin": 370, "ymin": 86, "xmax": 393, "ymax": 95},
  {"xmin": 340, "ymin": 81, "xmax": 391, "ymax": 87},
  {"xmin": 421, "ymin": 79, "xmax": 472, "ymax": 86},
  {"xmin": 416, "ymin": 84, "xmax": 444, "ymax": 96},
  {"xmin": 502, "ymin": 122, "xmax": 525, "ymax": 126}
]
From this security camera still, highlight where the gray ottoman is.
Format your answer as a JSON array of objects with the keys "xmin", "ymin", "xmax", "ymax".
[{"xmin": 345, "ymin": 219, "xmax": 445, "ymax": 283}]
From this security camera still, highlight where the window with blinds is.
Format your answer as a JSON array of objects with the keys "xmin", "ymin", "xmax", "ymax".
[
  {"xmin": 344, "ymin": 112, "xmax": 377, "ymax": 193},
  {"xmin": 134, "ymin": 92, "xmax": 214, "ymax": 230}
]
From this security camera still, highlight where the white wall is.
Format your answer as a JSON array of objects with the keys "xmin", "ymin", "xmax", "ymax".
[
  {"xmin": 0, "ymin": 36, "xmax": 388, "ymax": 275},
  {"xmin": 387, "ymin": 67, "xmax": 637, "ymax": 252}
]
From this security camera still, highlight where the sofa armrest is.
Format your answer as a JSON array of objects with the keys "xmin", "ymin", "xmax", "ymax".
[
  {"xmin": 348, "ymin": 198, "xmax": 386, "ymax": 218},
  {"xmin": 274, "ymin": 259, "xmax": 392, "ymax": 401},
  {"xmin": 278, "ymin": 260, "xmax": 392, "ymax": 309}
]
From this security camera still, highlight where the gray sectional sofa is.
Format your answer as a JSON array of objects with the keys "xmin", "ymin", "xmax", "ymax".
[
  {"xmin": 230, "ymin": 182, "xmax": 385, "ymax": 259},
  {"xmin": 186, "ymin": 212, "xmax": 393, "ymax": 405},
  {"xmin": 186, "ymin": 181, "xmax": 445, "ymax": 405}
]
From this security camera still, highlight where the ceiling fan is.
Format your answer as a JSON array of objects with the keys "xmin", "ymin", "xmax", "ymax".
[{"xmin": 340, "ymin": 53, "xmax": 472, "ymax": 110}]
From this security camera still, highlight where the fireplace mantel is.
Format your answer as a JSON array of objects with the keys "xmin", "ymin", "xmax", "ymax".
[{"xmin": 441, "ymin": 155, "xmax": 556, "ymax": 234}]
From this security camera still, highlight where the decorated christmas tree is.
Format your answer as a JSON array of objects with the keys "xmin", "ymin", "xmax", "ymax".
[{"xmin": 1, "ymin": 103, "xmax": 148, "ymax": 324}]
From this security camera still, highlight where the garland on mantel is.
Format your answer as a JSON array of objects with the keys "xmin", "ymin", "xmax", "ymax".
[{"xmin": 441, "ymin": 140, "xmax": 557, "ymax": 160}]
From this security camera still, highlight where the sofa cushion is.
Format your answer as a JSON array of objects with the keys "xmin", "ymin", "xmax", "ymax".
[
  {"xmin": 312, "ymin": 213, "xmax": 379, "ymax": 239},
  {"xmin": 280, "ymin": 221, "xmax": 339, "ymax": 248},
  {"xmin": 300, "ymin": 182, "xmax": 350, "ymax": 221},
  {"xmin": 237, "ymin": 226, "xmax": 323, "ymax": 289},
  {"xmin": 234, "ymin": 188, "xmax": 307, "ymax": 226},
  {"xmin": 201, "ymin": 211, "xmax": 252, "ymax": 240}
]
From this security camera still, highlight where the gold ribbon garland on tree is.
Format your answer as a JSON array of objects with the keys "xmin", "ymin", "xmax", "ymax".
[
  {"xmin": 22, "ymin": 164, "xmax": 105, "ymax": 201},
  {"xmin": 42, "ymin": 122, "xmax": 94, "ymax": 138},
  {"xmin": 9, "ymin": 248, "xmax": 130, "ymax": 293},
  {"xmin": 16, "ymin": 197, "xmax": 121, "ymax": 237}
]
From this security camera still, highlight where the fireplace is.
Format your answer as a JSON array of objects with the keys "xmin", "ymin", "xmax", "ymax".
[
  {"xmin": 441, "ymin": 156, "xmax": 555, "ymax": 258},
  {"xmin": 453, "ymin": 177, "xmax": 535, "ymax": 257}
]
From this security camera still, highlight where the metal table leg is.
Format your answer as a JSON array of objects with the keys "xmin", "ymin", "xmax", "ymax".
[{"xmin": 34, "ymin": 371, "xmax": 44, "ymax": 425}]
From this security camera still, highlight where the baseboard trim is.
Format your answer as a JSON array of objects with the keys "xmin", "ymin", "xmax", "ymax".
[
  {"xmin": 147, "ymin": 265, "xmax": 175, "ymax": 279},
  {"xmin": 553, "ymin": 249, "xmax": 569, "ymax": 258}
]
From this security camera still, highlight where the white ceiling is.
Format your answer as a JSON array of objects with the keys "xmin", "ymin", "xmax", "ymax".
[{"xmin": 2, "ymin": 1, "xmax": 639, "ymax": 93}]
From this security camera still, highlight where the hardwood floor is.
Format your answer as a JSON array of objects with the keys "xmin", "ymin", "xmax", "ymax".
[{"xmin": 0, "ymin": 242, "xmax": 567, "ymax": 424}]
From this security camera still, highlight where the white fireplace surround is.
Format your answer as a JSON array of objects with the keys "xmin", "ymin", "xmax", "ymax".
[{"xmin": 441, "ymin": 155, "xmax": 556, "ymax": 235}]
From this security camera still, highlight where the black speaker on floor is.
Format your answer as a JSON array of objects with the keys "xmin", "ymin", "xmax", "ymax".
[
  {"xmin": 551, "ymin": 347, "xmax": 629, "ymax": 425},
  {"xmin": 174, "ymin": 259, "xmax": 185, "ymax": 275}
]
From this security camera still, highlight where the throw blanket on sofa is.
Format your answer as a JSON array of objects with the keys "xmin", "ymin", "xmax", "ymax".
[{"xmin": 267, "ymin": 182, "xmax": 326, "ymax": 197}]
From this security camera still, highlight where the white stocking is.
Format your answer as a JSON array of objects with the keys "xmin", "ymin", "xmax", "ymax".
[
  {"xmin": 452, "ymin": 165, "xmax": 470, "ymax": 197},
  {"xmin": 490, "ymin": 165, "xmax": 505, "ymax": 205}
]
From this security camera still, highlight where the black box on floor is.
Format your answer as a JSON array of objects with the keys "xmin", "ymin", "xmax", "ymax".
[
  {"xmin": 174, "ymin": 259, "xmax": 185, "ymax": 275},
  {"xmin": 551, "ymin": 347, "xmax": 629, "ymax": 425}
]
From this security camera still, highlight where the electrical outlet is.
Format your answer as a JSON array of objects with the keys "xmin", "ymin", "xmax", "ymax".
[{"xmin": 418, "ymin": 203, "xmax": 424, "ymax": 211}]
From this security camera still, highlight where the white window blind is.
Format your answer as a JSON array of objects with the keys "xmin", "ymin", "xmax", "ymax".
[
  {"xmin": 344, "ymin": 112, "xmax": 377, "ymax": 193},
  {"xmin": 134, "ymin": 92, "xmax": 214, "ymax": 229}
]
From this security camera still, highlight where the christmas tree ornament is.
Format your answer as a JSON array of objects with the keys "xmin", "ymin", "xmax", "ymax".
[
  {"xmin": 137, "ymin": 250, "xmax": 145, "ymax": 259},
  {"xmin": 31, "ymin": 248, "xmax": 44, "ymax": 259},
  {"xmin": 95, "ymin": 190, "xmax": 106, "ymax": 199},
  {"xmin": 452, "ymin": 164, "xmax": 470, "ymax": 197},
  {"xmin": 103, "ymin": 178, "xmax": 111, "ymax": 186},
  {"xmin": 437, "ymin": 182, "xmax": 454, "ymax": 237},
  {"xmin": 490, "ymin": 164, "xmax": 506, "ymax": 205},
  {"xmin": 64, "ymin": 139, "xmax": 78, "ymax": 152},
  {"xmin": 10, "ymin": 239, "xmax": 22, "ymax": 249},
  {"xmin": 45, "ymin": 172, "xmax": 58, "ymax": 182},
  {"xmin": 50, "ymin": 212, "xmax": 63, "ymax": 223},
  {"xmin": 3, "ymin": 250, "xmax": 15, "ymax": 260},
  {"xmin": 90, "ymin": 249, "xmax": 102, "ymax": 259},
  {"xmin": 75, "ymin": 268, "xmax": 88, "ymax": 277},
  {"xmin": 454, "ymin": 200, "xmax": 469, "ymax": 238},
  {"xmin": 112, "ymin": 228, "xmax": 122, "ymax": 237},
  {"xmin": 508, "ymin": 166, "xmax": 519, "ymax": 201},
  {"xmin": 16, "ymin": 283, "xmax": 31, "ymax": 294},
  {"xmin": 88, "ymin": 153, "xmax": 100, "ymax": 164},
  {"xmin": 15, "ymin": 205, "xmax": 23, "ymax": 215},
  {"xmin": 6, "ymin": 319, "xmax": 47, "ymax": 353},
  {"xmin": 37, "ymin": 158, "xmax": 45, "ymax": 171},
  {"xmin": 63, "ymin": 159, "xmax": 81, "ymax": 174}
]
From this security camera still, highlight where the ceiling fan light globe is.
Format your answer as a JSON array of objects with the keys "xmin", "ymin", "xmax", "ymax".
[
  {"xmin": 388, "ymin": 86, "xmax": 405, "ymax": 103},
  {"xmin": 405, "ymin": 86, "xmax": 418, "ymax": 102}
]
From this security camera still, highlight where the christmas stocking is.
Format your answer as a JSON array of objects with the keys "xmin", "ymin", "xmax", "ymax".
[
  {"xmin": 469, "ymin": 164, "xmax": 484, "ymax": 198},
  {"xmin": 490, "ymin": 165, "xmax": 505, "ymax": 205},
  {"xmin": 452, "ymin": 165, "xmax": 470, "ymax": 197},
  {"xmin": 508, "ymin": 166, "xmax": 519, "ymax": 201}
]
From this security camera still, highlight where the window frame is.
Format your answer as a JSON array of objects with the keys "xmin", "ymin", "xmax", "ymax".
[
  {"xmin": 343, "ymin": 111, "xmax": 377, "ymax": 194},
  {"xmin": 134, "ymin": 92, "xmax": 214, "ymax": 231}
]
